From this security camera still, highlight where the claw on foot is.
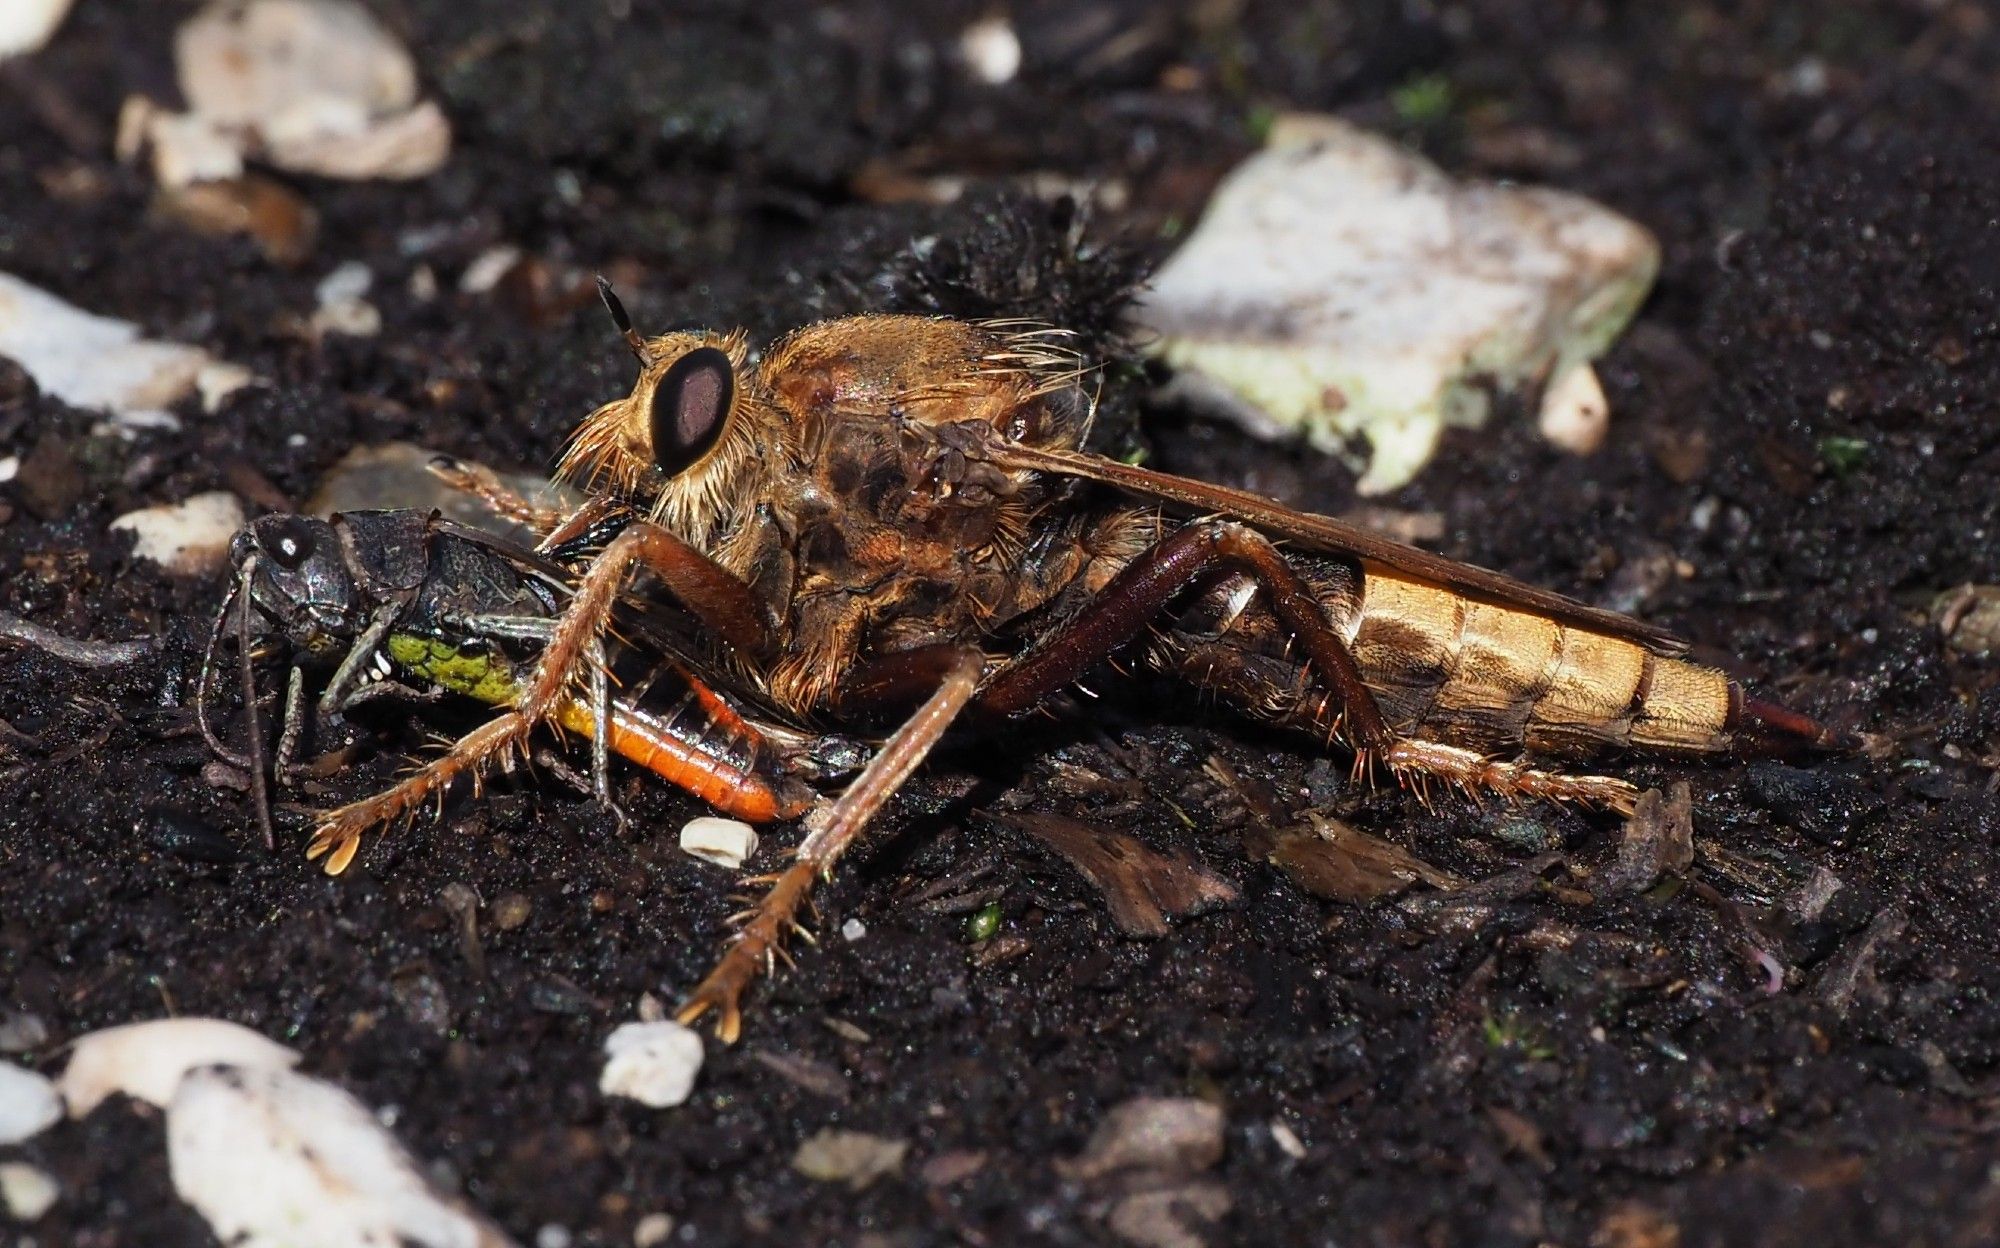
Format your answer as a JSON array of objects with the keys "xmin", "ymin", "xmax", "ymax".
[
  {"xmin": 675, "ymin": 939, "xmax": 766, "ymax": 1044},
  {"xmin": 304, "ymin": 822, "xmax": 364, "ymax": 875}
]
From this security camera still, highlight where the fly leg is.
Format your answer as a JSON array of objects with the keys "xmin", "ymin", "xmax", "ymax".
[
  {"xmin": 977, "ymin": 521, "xmax": 1637, "ymax": 811},
  {"xmin": 307, "ymin": 526, "xmax": 771, "ymax": 872},
  {"xmin": 307, "ymin": 712, "xmax": 529, "ymax": 872},
  {"xmin": 678, "ymin": 648, "xmax": 985, "ymax": 1043},
  {"xmin": 427, "ymin": 455, "xmax": 566, "ymax": 536}
]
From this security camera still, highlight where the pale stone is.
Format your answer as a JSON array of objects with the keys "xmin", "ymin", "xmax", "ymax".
[
  {"xmin": 60, "ymin": 1018, "xmax": 298, "ymax": 1115},
  {"xmin": 599, "ymin": 1022, "xmax": 704, "ymax": 1109},
  {"xmin": 168, "ymin": 1064, "xmax": 516, "ymax": 1248},
  {"xmin": 679, "ymin": 816, "xmax": 759, "ymax": 869},
  {"xmin": 110, "ymin": 491, "xmax": 248, "ymax": 576},
  {"xmin": 1134, "ymin": 115, "xmax": 1657, "ymax": 494}
]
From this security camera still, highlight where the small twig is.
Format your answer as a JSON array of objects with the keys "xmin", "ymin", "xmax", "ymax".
[{"xmin": 0, "ymin": 612, "xmax": 155, "ymax": 667}]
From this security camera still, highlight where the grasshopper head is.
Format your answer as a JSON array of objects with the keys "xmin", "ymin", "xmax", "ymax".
[{"xmin": 231, "ymin": 514, "xmax": 363, "ymax": 660}]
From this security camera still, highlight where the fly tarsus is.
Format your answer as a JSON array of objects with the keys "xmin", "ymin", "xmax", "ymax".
[
  {"xmin": 428, "ymin": 455, "xmax": 566, "ymax": 536},
  {"xmin": 1376, "ymin": 737, "xmax": 1640, "ymax": 814},
  {"xmin": 679, "ymin": 649, "xmax": 984, "ymax": 1041},
  {"xmin": 306, "ymin": 711, "xmax": 527, "ymax": 873}
]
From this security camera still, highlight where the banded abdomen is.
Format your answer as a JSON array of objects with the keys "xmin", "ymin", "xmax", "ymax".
[{"xmin": 1149, "ymin": 556, "xmax": 1773, "ymax": 760}]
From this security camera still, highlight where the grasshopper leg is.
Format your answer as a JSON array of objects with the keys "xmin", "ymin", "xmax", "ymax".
[{"xmin": 678, "ymin": 648, "xmax": 984, "ymax": 1042}]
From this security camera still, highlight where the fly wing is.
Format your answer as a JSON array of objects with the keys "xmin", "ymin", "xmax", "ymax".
[{"xmin": 993, "ymin": 443, "xmax": 1691, "ymax": 657}]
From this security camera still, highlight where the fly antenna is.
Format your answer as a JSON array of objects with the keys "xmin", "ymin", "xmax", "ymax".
[{"xmin": 596, "ymin": 276, "xmax": 649, "ymax": 364}]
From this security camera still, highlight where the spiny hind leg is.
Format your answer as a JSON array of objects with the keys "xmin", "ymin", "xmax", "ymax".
[
  {"xmin": 1151, "ymin": 635, "xmax": 1638, "ymax": 814},
  {"xmin": 305, "ymin": 712, "xmax": 526, "ymax": 874},
  {"xmin": 678, "ymin": 649, "xmax": 984, "ymax": 1043},
  {"xmin": 1377, "ymin": 737, "xmax": 1639, "ymax": 814}
]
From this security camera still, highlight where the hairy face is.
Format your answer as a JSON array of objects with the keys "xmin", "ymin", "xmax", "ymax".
[{"xmin": 557, "ymin": 326, "xmax": 765, "ymax": 548}]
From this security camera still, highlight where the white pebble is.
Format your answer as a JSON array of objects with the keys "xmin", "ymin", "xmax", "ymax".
[
  {"xmin": 172, "ymin": 0, "xmax": 451, "ymax": 182},
  {"xmin": 1134, "ymin": 115, "xmax": 1657, "ymax": 494},
  {"xmin": 142, "ymin": 109, "xmax": 247, "ymax": 188},
  {"xmin": 0, "ymin": 0, "xmax": 77, "ymax": 57},
  {"xmin": 1536, "ymin": 363, "xmax": 1610, "ymax": 454},
  {"xmin": 1269, "ymin": 1119, "xmax": 1306, "ymax": 1160},
  {"xmin": 679, "ymin": 816, "xmax": 758, "ymax": 869},
  {"xmin": 632, "ymin": 1212, "xmax": 675, "ymax": 1248},
  {"xmin": 168, "ymin": 1064, "xmax": 511, "ymax": 1248},
  {"xmin": 599, "ymin": 1021, "xmax": 704, "ymax": 1109},
  {"xmin": 958, "ymin": 14, "xmax": 1021, "ymax": 85},
  {"xmin": 458, "ymin": 245, "xmax": 523, "ymax": 295},
  {"xmin": 312, "ymin": 261, "xmax": 381, "ymax": 338},
  {"xmin": 840, "ymin": 917, "xmax": 866, "ymax": 942},
  {"xmin": 196, "ymin": 361, "xmax": 258, "ymax": 413},
  {"xmin": 60, "ymin": 1018, "xmax": 298, "ymax": 1116},
  {"xmin": 536, "ymin": 1225, "xmax": 571, "ymax": 1248},
  {"xmin": 0, "ymin": 1063, "xmax": 61, "ymax": 1146},
  {"xmin": 0, "ymin": 1162, "xmax": 59, "ymax": 1222},
  {"xmin": 0, "ymin": 271, "xmax": 246, "ymax": 428},
  {"xmin": 110, "ymin": 491, "xmax": 248, "ymax": 577},
  {"xmin": 0, "ymin": 455, "xmax": 18, "ymax": 484},
  {"xmin": 316, "ymin": 260, "xmax": 373, "ymax": 305}
]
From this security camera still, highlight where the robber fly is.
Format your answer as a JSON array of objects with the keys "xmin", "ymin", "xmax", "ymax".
[
  {"xmin": 291, "ymin": 283, "xmax": 1850, "ymax": 1040},
  {"xmin": 199, "ymin": 506, "xmax": 864, "ymax": 862}
]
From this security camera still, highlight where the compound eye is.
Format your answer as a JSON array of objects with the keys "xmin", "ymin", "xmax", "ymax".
[
  {"xmin": 648, "ymin": 346, "xmax": 735, "ymax": 476},
  {"xmin": 263, "ymin": 517, "xmax": 318, "ymax": 570}
]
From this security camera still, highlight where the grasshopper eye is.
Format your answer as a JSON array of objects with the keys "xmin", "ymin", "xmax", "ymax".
[
  {"xmin": 650, "ymin": 346, "xmax": 734, "ymax": 476},
  {"xmin": 263, "ymin": 517, "xmax": 319, "ymax": 570}
]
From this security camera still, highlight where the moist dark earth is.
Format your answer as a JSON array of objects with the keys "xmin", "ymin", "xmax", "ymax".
[{"xmin": 5, "ymin": 2, "xmax": 2000, "ymax": 1245}]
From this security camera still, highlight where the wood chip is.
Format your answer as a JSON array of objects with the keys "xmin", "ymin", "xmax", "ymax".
[
  {"xmin": 993, "ymin": 811, "xmax": 1236, "ymax": 937},
  {"xmin": 1257, "ymin": 813, "xmax": 1460, "ymax": 903}
]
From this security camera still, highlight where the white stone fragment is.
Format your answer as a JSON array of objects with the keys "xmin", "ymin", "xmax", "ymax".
[
  {"xmin": 0, "ymin": 1162, "xmax": 59, "ymax": 1222},
  {"xmin": 111, "ymin": 491, "xmax": 248, "ymax": 576},
  {"xmin": 599, "ymin": 1021, "xmax": 705, "ymax": 1109},
  {"xmin": 0, "ymin": 271, "xmax": 248, "ymax": 429},
  {"xmin": 0, "ymin": 0, "xmax": 76, "ymax": 58},
  {"xmin": 1537, "ymin": 362, "xmax": 1609, "ymax": 454},
  {"xmin": 168, "ymin": 0, "xmax": 450, "ymax": 182},
  {"xmin": 1269, "ymin": 1119, "xmax": 1306, "ymax": 1160},
  {"xmin": 959, "ymin": 14, "xmax": 1021, "ymax": 85},
  {"xmin": 0, "ymin": 455, "xmax": 18, "ymax": 484},
  {"xmin": 60, "ymin": 1018, "xmax": 299, "ymax": 1116},
  {"xmin": 458, "ymin": 245, "xmax": 523, "ymax": 295},
  {"xmin": 679, "ymin": 816, "xmax": 758, "ymax": 869},
  {"xmin": 197, "ymin": 360, "xmax": 259, "ymax": 412},
  {"xmin": 1133, "ymin": 114, "xmax": 1658, "ymax": 494},
  {"xmin": 312, "ymin": 260, "xmax": 381, "ymax": 338},
  {"xmin": 317, "ymin": 260, "xmax": 374, "ymax": 305},
  {"xmin": 0, "ymin": 1063, "xmax": 61, "ymax": 1145},
  {"xmin": 168, "ymin": 1064, "xmax": 516, "ymax": 1248},
  {"xmin": 271, "ymin": 101, "xmax": 451, "ymax": 181},
  {"xmin": 791, "ymin": 1129, "xmax": 909, "ymax": 1190},
  {"xmin": 840, "ymin": 917, "xmax": 866, "ymax": 942},
  {"xmin": 632, "ymin": 1212, "xmax": 675, "ymax": 1248},
  {"xmin": 146, "ymin": 110, "xmax": 248, "ymax": 189}
]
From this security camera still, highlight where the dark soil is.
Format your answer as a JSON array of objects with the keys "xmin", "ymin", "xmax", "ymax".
[{"xmin": 6, "ymin": 2, "xmax": 2000, "ymax": 1245}]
